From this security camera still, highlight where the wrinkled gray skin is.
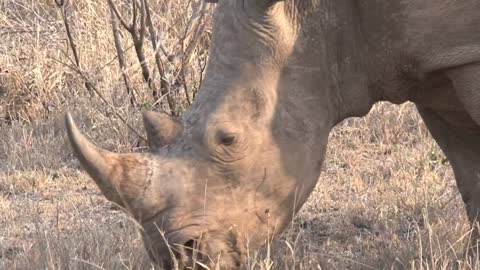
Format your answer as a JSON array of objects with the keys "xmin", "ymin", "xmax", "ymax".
[{"xmin": 66, "ymin": 0, "xmax": 480, "ymax": 268}]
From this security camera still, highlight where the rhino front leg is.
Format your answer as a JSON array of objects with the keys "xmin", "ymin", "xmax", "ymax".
[{"xmin": 417, "ymin": 106, "xmax": 480, "ymax": 254}]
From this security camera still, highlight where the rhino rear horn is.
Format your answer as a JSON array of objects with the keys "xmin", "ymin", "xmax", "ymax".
[
  {"xmin": 65, "ymin": 113, "xmax": 156, "ymax": 219},
  {"xmin": 142, "ymin": 111, "xmax": 183, "ymax": 150}
]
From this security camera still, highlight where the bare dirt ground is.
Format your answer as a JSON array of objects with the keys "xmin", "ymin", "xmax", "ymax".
[{"xmin": 0, "ymin": 1, "xmax": 477, "ymax": 269}]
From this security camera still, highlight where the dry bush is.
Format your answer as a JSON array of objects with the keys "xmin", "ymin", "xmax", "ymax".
[
  {"xmin": 0, "ymin": 0, "xmax": 212, "ymax": 126},
  {"xmin": 0, "ymin": 1, "xmax": 479, "ymax": 269}
]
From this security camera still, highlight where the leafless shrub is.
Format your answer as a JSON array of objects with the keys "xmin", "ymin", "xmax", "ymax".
[{"xmin": 103, "ymin": 0, "xmax": 212, "ymax": 115}]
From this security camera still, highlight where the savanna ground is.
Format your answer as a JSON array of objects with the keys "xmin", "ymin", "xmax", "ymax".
[{"xmin": 0, "ymin": 1, "xmax": 477, "ymax": 269}]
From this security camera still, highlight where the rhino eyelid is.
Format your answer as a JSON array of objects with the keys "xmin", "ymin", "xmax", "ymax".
[{"xmin": 219, "ymin": 134, "xmax": 236, "ymax": 146}]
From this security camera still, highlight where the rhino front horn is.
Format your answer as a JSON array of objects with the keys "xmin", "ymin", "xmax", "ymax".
[
  {"xmin": 142, "ymin": 111, "xmax": 183, "ymax": 150},
  {"xmin": 65, "ymin": 112, "xmax": 156, "ymax": 220}
]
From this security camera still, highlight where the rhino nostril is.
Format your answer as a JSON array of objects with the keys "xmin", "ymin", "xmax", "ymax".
[
  {"xmin": 184, "ymin": 239, "xmax": 196, "ymax": 250},
  {"xmin": 182, "ymin": 238, "xmax": 202, "ymax": 261},
  {"xmin": 183, "ymin": 239, "xmax": 196, "ymax": 248}
]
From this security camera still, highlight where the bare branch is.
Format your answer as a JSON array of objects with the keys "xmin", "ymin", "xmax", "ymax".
[
  {"xmin": 181, "ymin": 69, "xmax": 191, "ymax": 105},
  {"xmin": 194, "ymin": 52, "xmax": 208, "ymax": 100},
  {"xmin": 109, "ymin": 3, "xmax": 136, "ymax": 106},
  {"xmin": 144, "ymin": 0, "xmax": 177, "ymax": 114},
  {"xmin": 56, "ymin": 0, "xmax": 93, "ymax": 95},
  {"xmin": 182, "ymin": 0, "xmax": 197, "ymax": 41},
  {"xmin": 58, "ymin": 2, "xmax": 80, "ymax": 66},
  {"xmin": 51, "ymin": 57, "xmax": 146, "ymax": 142},
  {"xmin": 133, "ymin": 40, "xmax": 152, "ymax": 88},
  {"xmin": 107, "ymin": 0, "xmax": 132, "ymax": 32},
  {"xmin": 131, "ymin": 0, "xmax": 138, "ymax": 32},
  {"xmin": 54, "ymin": 0, "xmax": 65, "ymax": 7},
  {"xmin": 139, "ymin": 0, "xmax": 146, "ymax": 46},
  {"xmin": 184, "ymin": 1, "xmax": 208, "ymax": 64},
  {"xmin": 109, "ymin": 0, "xmax": 160, "ymax": 108},
  {"xmin": 175, "ymin": 1, "xmax": 210, "ymax": 106}
]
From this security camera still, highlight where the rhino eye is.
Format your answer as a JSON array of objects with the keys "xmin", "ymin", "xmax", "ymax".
[
  {"xmin": 216, "ymin": 131, "xmax": 236, "ymax": 146},
  {"xmin": 220, "ymin": 134, "xmax": 236, "ymax": 146}
]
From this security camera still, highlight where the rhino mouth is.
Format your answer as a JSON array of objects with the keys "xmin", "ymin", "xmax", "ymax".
[
  {"xmin": 145, "ymin": 225, "xmax": 243, "ymax": 269},
  {"xmin": 178, "ymin": 230, "xmax": 243, "ymax": 269}
]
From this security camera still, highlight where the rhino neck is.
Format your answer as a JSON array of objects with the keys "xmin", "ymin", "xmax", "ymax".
[
  {"xmin": 284, "ymin": 0, "xmax": 422, "ymax": 124},
  {"xmin": 350, "ymin": 1, "xmax": 420, "ymax": 107},
  {"xmin": 281, "ymin": 1, "xmax": 374, "ymax": 125}
]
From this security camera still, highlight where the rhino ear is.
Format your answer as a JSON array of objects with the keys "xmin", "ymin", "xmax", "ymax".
[
  {"xmin": 142, "ymin": 111, "xmax": 183, "ymax": 150},
  {"xmin": 65, "ymin": 113, "xmax": 157, "ymax": 220}
]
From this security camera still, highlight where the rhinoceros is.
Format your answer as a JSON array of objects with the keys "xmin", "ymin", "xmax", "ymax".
[{"xmin": 65, "ymin": 0, "xmax": 480, "ymax": 268}]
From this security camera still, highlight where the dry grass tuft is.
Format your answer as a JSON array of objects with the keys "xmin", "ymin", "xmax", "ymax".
[{"xmin": 0, "ymin": 1, "xmax": 478, "ymax": 269}]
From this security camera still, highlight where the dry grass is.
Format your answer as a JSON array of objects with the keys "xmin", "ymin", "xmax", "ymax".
[{"xmin": 0, "ymin": 1, "xmax": 478, "ymax": 269}]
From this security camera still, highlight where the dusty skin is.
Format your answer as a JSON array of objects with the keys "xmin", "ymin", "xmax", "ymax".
[{"xmin": 62, "ymin": 0, "xmax": 480, "ymax": 269}]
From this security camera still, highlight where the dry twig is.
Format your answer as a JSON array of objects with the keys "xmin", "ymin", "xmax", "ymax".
[
  {"xmin": 108, "ymin": 0, "xmax": 170, "ymax": 111},
  {"xmin": 53, "ymin": 0, "xmax": 145, "ymax": 141},
  {"xmin": 108, "ymin": 1, "xmax": 136, "ymax": 106},
  {"xmin": 55, "ymin": 0, "xmax": 94, "ymax": 96},
  {"xmin": 52, "ymin": 56, "xmax": 146, "ymax": 142},
  {"xmin": 144, "ymin": 0, "xmax": 177, "ymax": 114},
  {"xmin": 176, "ymin": 0, "xmax": 210, "ymax": 105}
]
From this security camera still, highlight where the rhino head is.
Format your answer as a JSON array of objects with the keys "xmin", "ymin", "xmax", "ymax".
[{"xmin": 67, "ymin": 0, "xmax": 372, "ymax": 268}]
